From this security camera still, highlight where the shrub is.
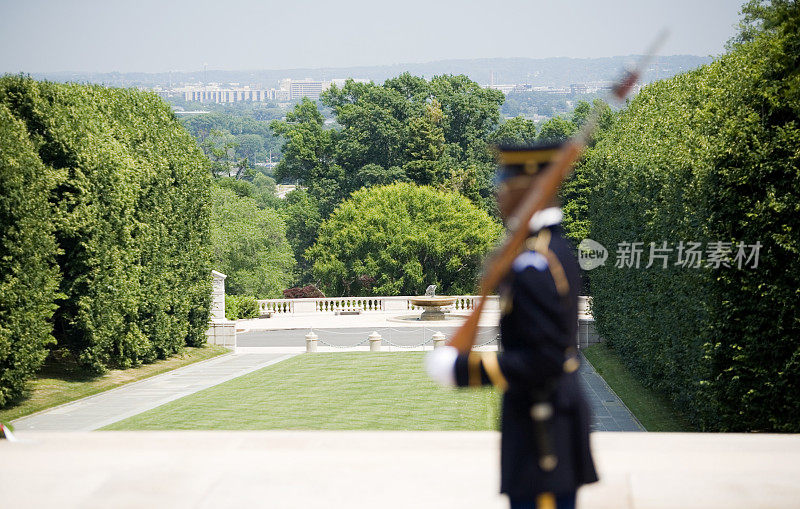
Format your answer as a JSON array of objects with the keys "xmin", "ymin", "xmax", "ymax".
[
  {"xmin": 225, "ymin": 295, "xmax": 259, "ymax": 320},
  {"xmin": 307, "ymin": 182, "xmax": 502, "ymax": 296},
  {"xmin": 283, "ymin": 285, "xmax": 325, "ymax": 299}
]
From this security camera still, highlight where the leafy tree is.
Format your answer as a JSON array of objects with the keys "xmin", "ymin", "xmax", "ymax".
[
  {"xmin": 236, "ymin": 133, "xmax": 266, "ymax": 163},
  {"xmin": 252, "ymin": 173, "xmax": 282, "ymax": 209},
  {"xmin": 537, "ymin": 115, "xmax": 576, "ymax": 143},
  {"xmin": 307, "ymin": 183, "xmax": 502, "ymax": 296},
  {"xmin": 490, "ymin": 116, "xmax": 538, "ymax": 144},
  {"xmin": 200, "ymin": 129, "xmax": 239, "ymax": 177},
  {"xmin": 356, "ymin": 163, "xmax": 408, "ymax": 188},
  {"xmin": 430, "ymin": 75, "xmax": 505, "ymax": 162},
  {"xmin": 211, "ymin": 187, "xmax": 295, "ymax": 298},
  {"xmin": 280, "ymin": 188, "xmax": 323, "ymax": 282},
  {"xmin": 271, "ymin": 98, "xmax": 340, "ymax": 205}
]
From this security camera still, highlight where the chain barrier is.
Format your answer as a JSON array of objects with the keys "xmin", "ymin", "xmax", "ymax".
[
  {"xmin": 316, "ymin": 337, "xmax": 371, "ymax": 349},
  {"xmin": 474, "ymin": 334, "xmax": 501, "ymax": 347},
  {"xmin": 382, "ymin": 337, "xmax": 435, "ymax": 349},
  {"xmin": 304, "ymin": 327, "xmax": 499, "ymax": 349}
]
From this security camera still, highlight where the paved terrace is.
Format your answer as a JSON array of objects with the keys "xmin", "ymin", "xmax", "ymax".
[
  {"xmin": 2, "ymin": 431, "xmax": 798, "ymax": 509},
  {"xmin": 13, "ymin": 307, "xmax": 639, "ymax": 432}
]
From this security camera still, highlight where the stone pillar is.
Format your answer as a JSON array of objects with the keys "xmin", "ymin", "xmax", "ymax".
[
  {"xmin": 369, "ymin": 331, "xmax": 382, "ymax": 351},
  {"xmin": 432, "ymin": 331, "xmax": 447, "ymax": 349},
  {"xmin": 305, "ymin": 331, "xmax": 318, "ymax": 352},
  {"xmin": 211, "ymin": 270, "xmax": 226, "ymax": 320},
  {"xmin": 206, "ymin": 270, "xmax": 236, "ymax": 347}
]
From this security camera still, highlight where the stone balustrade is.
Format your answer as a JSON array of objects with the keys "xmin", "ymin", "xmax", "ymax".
[
  {"xmin": 257, "ymin": 295, "xmax": 504, "ymax": 316},
  {"xmin": 257, "ymin": 295, "xmax": 592, "ymax": 317}
]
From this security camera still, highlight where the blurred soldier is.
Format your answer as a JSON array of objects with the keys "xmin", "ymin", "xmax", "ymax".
[{"xmin": 426, "ymin": 142, "xmax": 598, "ymax": 509}]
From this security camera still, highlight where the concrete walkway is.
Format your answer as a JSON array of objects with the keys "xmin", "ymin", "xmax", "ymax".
[
  {"xmin": 579, "ymin": 356, "xmax": 644, "ymax": 432},
  {"xmin": 12, "ymin": 353, "xmax": 293, "ymax": 432},
  {"xmin": 2, "ymin": 431, "xmax": 799, "ymax": 509}
]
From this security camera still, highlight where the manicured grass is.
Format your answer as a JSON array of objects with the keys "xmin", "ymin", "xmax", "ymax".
[
  {"xmin": 0, "ymin": 345, "xmax": 230, "ymax": 423},
  {"xmin": 104, "ymin": 352, "xmax": 501, "ymax": 431},
  {"xmin": 582, "ymin": 343, "xmax": 693, "ymax": 432}
]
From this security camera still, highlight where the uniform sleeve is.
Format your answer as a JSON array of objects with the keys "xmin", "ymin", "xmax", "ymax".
[{"xmin": 453, "ymin": 263, "xmax": 572, "ymax": 391}]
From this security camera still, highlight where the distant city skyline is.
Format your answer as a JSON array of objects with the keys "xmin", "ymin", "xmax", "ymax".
[{"xmin": 0, "ymin": 0, "xmax": 745, "ymax": 74}]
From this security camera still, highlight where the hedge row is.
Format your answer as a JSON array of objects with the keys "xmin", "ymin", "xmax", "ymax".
[
  {"xmin": 580, "ymin": 9, "xmax": 799, "ymax": 431},
  {"xmin": 0, "ymin": 76, "xmax": 212, "ymax": 403},
  {"xmin": 0, "ymin": 104, "xmax": 61, "ymax": 406}
]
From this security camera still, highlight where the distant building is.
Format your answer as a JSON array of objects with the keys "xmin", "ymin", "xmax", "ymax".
[
  {"xmin": 570, "ymin": 83, "xmax": 588, "ymax": 94},
  {"xmin": 289, "ymin": 79, "xmax": 324, "ymax": 100},
  {"xmin": 161, "ymin": 77, "xmax": 368, "ymax": 104},
  {"xmin": 486, "ymin": 84, "xmax": 516, "ymax": 95},
  {"xmin": 178, "ymin": 85, "xmax": 271, "ymax": 103}
]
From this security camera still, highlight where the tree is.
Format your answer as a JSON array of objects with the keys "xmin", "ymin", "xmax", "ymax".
[
  {"xmin": 270, "ymin": 98, "xmax": 341, "ymax": 210},
  {"xmin": 280, "ymin": 188, "xmax": 322, "ymax": 281},
  {"xmin": 211, "ymin": 187, "xmax": 295, "ymax": 297},
  {"xmin": 355, "ymin": 163, "xmax": 408, "ymax": 188},
  {"xmin": 490, "ymin": 116, "xmax": 538, "ymax": 145},
  {"xmin": 307, "ymin": 183, "xmax": 502, "ymax": 296},
  {"xmin": 272, "ymin": 76, "xmax": 507, "ymax": 221},
  {"xmin": 537, "ymin": 116, "xmax": 575, "ymax": 143},
  {"xmin": 430, "ymin": 74, "xmax": 505, "ymax": 162}
]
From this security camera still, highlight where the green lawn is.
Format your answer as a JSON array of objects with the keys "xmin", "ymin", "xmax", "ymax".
[
  {"xmin": 0, "ymin": 345, "xmax": 230, "ymax": 423},
  {"xmin": 582, "ymin": 343, "xmax": 693, "ymax": 432},
  {"xmin": 104, "ymin": 352, "xmax": 501, "ymax": 431}
]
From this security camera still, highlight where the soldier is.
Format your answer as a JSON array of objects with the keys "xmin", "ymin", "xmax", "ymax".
[{"xmin": 426, "ymin": 142, "xmax": 598, "ymax": 509}]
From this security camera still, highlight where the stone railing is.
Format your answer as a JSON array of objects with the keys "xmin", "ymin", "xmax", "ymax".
[
  {"xmin": 256, "ymin": 295, "xmax": 592, "ymax": 316},
  {"xmin": 257, "ymin": 295, "xmax": 501, "ymax": 315}
]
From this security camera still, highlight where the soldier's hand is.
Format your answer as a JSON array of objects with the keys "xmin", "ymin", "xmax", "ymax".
[{"xmin": 425, "ymin": 346, "xmax": 458, "ymax": 386}]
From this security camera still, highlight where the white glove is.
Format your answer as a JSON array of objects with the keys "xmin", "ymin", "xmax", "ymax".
[{"xmin": 425, "ymin": 346, "xmax": 458, "ymax": 386}]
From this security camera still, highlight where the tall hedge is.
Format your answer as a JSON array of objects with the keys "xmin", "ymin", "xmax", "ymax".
[
  {"xmin": 0, "ymin": 105, "xmax": 61, "ymax": 406},
  {"xmin": 0, "ymin": 76, "xmax": 212, "ymax": 376},
  {"xmin": 581, "ymin": 4, "xmax": 799, "ymax": 431}
]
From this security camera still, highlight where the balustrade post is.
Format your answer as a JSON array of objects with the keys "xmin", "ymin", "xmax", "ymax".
[
  {"xmin": 432, "ymin": 331, "xmax": 447, "ymax": 349},
  {"xmin": 305, "ymin": 331, "xmax": 318, "ymax": 353},
  {"xmin": 369, "ymin": 331, "xmax": 382, "ymax": 352}
]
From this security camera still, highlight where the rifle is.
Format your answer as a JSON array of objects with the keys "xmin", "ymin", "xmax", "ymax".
[{"xmin": 447, "ymin": 32, "xmax": 668, "ymax": 354}]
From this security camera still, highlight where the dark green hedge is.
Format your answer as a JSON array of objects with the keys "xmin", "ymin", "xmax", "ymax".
[
  {"xmin": 0, "ymin": 76, "xmax": 212, "ymax": 379},
  {"xmin": 0, "ymin": 104, "xmax": 61, "ymax": 406},
  {"xmin": 580, "ymin": 9, "xmax": 799, "ymax": 431}
]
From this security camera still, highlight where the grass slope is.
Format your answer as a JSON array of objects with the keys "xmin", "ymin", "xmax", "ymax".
[
  {"xmin": 0, "ymin": 345, "xmax": 229, "ymax": 423},
  {"xmin": 105, "ymin": 352, "xmax": 501, "ymax": 430},
  {"xmin": 582, "ymin": 343, "xmax": 692, "ymax": 431}
]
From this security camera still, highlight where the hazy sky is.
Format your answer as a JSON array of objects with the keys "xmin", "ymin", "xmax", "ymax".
[{"xmin": 1, "ymin": 0, "xmax": 745, "ymax": 73}]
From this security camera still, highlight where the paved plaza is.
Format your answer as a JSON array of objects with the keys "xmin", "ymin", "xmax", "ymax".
[
  {"xmin": 2, "ymin": 431, "xmax": 798, "ymax": 509},
  {"xmin": 12, "ymin": 353, "xmax": 292, "ymax": 432},
  {"xmin": 11, "ymin": 326, "xmax": 641, "ymax": 432}
]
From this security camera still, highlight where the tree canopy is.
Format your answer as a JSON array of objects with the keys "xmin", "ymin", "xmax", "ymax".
[
  {"xmin": 306, "ymin": 183, "xmax": 502, "ymax": 296},
  {"xmin": 271, "ymin": 74, "xmax": 505, "ymax": 216},
  {"xmin": 211, "ymin": 186, "xmax": 295, "ymax": 298}
]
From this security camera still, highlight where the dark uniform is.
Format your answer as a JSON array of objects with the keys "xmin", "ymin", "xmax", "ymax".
[{"xmin": 452, "ymin": 144, "xmax": 598, "ymax": 508}]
